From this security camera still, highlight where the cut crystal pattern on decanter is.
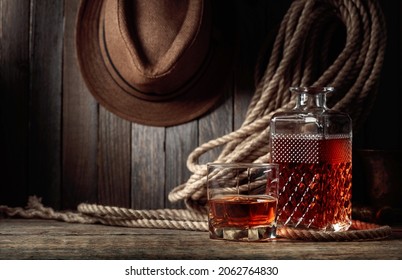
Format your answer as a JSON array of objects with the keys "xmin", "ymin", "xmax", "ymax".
[{"xmin": 270, "ymin": 87, "xmax": 352, "ymax": 232}]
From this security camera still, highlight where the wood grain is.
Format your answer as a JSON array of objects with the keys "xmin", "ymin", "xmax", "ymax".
[
  {"xmin": 0, "ymin": 0, "xmax": 30, "ymax": 206},
  {"xmin": 131, "ymin": 124, "xmax": 165, "ymax": 209},
  {"xmin": 98, "ymin": 108, "xmax": 131, "ymax": 208},
  {"xmin": 0, "ymin": 219, "xmax": 401, "ymax": 260},
  {"xmin": 165, "ymin": 123, "xmax": 198, "ymax": 209},
  {"xmin": 198, "ymin": 87, "xmax": 233, "ymax": 165},
  {"xmin": 62, "ymin": 0, "xmax": 98, "ymax": 210},
  {"xmin": 28, "ymin": 0, "xmax": 64, "ymax": 209}
]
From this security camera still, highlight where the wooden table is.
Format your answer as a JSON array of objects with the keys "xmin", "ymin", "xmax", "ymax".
[{"xmin": 0, "ymin": 219, "xmax": 401, "ymax": 260}]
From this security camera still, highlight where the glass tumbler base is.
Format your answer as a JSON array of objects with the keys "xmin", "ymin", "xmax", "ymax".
[{"xmin": 209, "ymin": 226, "xmax": 277, "ymax": 241}]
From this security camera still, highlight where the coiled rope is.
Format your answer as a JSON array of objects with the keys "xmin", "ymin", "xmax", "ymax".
[
  {"xmin": 168, "ymin": 0, "xmax": 387, "ymax": 212},
  {"xmin": 0, "ymin": 0, "xmax": 392, "ymax": 241}
]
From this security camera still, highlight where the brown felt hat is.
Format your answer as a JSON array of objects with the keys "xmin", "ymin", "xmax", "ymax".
[{"xmin": 76, "ymin": 0, "xmax": 235, "ymax": 127}]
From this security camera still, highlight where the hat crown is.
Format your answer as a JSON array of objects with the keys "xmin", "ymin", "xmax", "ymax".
[
  {"xmin": 121, "ymin": 0, "xmax": 199, "ymax": 71},
  {"xmin": 103, "ymin": 0, "xmax": 209, "ymax": 97}
]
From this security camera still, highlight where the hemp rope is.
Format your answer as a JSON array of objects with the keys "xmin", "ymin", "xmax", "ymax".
[
  {"xmin": 0, "ymin": 196, "xmax": 392, "ymax": 241},
  {"xmin": 0, "ymin": 0, "xmax": 393, "ymax": 241}
]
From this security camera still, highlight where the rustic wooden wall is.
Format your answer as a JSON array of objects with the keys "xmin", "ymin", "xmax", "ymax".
[{"xmin": 1, "ymin": 0, "xmax": 401, "ymax": 211}]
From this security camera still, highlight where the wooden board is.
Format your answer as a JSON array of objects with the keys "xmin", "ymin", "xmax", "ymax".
[
  {"xmin": 28, "ymin": 0, "xmax": 64, "ymax": 209},
  {"xmin": 0, "ymin": 0, "xmax": 30, "ymax": 206},
  {"xmin": 0, "ymin": 219, "xmax": 401, "ymax": 260}
]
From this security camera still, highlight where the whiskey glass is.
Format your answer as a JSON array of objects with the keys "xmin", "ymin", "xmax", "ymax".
[{"xmin": 207, "ymin": 163, "xmax": 279, "ymax": 241}]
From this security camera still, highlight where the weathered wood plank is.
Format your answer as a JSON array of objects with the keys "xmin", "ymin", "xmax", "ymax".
[
  {"xmin": 131, "ymin": 125, "xmax": 165, "ymax": 209},
  {"xmin": 165, "ymin": 123, "xmax": 198, "ymax": 209},
  {"xmin": 0, "ymin": 219, "xmax": 401, "ymax": 260},
  {"xmin": 62, "ymin": 0, "xmax": 98, "ymax": 210},
  {"xmin": 28, "ymin": 0, "xmax": 64, "ymax": 209},
  {"xmin": 98, "ymin": 109, "xmax": 131, "ymax": 208},
  {"xmin": 198, "ymin": 88, "xmax": 233, "ymax": 165},
  {"xmin": 0, "ymin": 0, "xmax": 30, "ymax": 206}
]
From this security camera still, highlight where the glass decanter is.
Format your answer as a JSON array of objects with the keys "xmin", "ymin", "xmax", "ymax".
[{"xmin": 269, "ymin": 87, "xmax": 352, "ymax": 231}]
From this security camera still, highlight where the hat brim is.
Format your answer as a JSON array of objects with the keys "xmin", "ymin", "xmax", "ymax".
[{"xmin": 76, "ymin": 0, "xmax": 235, "ymax": 127}]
